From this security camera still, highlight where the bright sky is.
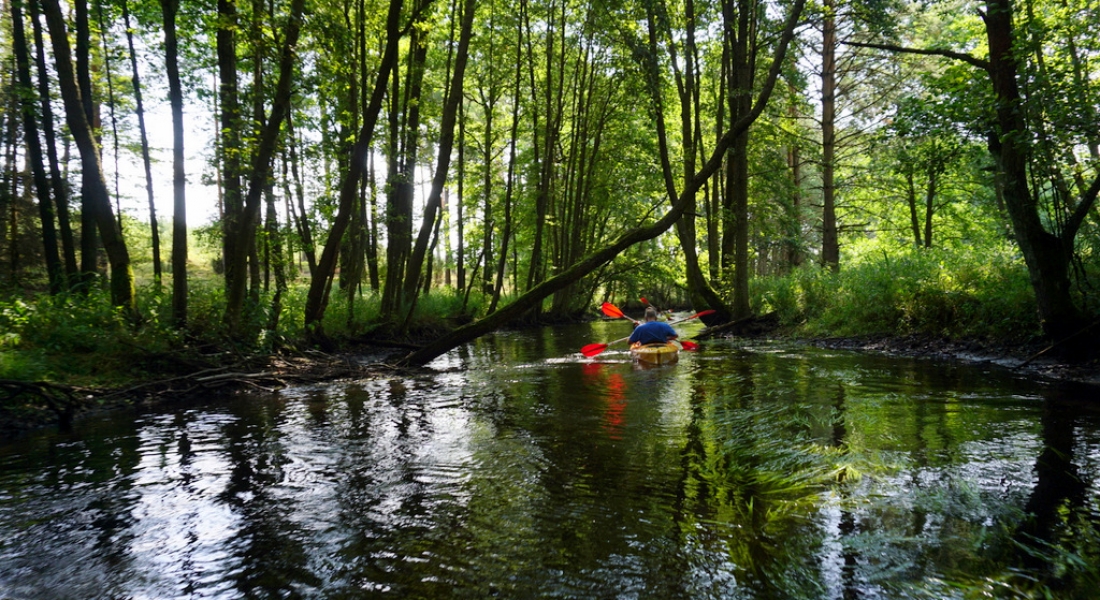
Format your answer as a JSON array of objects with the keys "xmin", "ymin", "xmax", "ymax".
[{"xmin": 109, "ymin": 99, "xmax": 222, "ymax": 228}]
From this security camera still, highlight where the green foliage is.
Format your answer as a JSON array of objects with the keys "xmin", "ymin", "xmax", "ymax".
[{"xmin": 752, "ymin": 242, "xmax": 1041, "ymax": 342}]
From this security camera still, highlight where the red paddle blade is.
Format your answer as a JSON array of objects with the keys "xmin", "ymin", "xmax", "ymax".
[
  {"xmin": 580, "ymin": 343, "xmax": 609, "ymax": 357},
  {"xmin": 640, "ymin": 297, "xmax": 650, "ymax": 305},
  {"xmin": 681, "ymin": 340, "xmax": 699, "ymax": 351},
  {"xmin": 600, "ymin": 302, "xmax": 626, "ymax": 319}
]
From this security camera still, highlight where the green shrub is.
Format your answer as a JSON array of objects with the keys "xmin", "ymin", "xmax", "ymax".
[{"xmin": 752, "ymin": 243, "xmax": 1043, "ymax": 342}]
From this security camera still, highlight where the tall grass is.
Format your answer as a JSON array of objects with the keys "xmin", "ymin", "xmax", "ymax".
[
  {"xmin": 752, "ymin": 242, "xmax": 1043, "ymax": 343},
  {"xmin": 0, "ymin": 280, "xmax": 489, "ymax": 386}
]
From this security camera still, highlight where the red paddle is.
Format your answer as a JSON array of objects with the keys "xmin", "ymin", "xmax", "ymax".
[
  {"xmin": 600, "ymin": 302, "xmax": 638, "ymax": 324},
  {"xmin": 580, "ymin": 309, "xmax": 715, "ymax": 357}
]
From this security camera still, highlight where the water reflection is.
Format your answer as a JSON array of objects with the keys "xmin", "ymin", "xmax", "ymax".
[{"xmin": 1, "ymin": 328, "xmax": 1099, "ymax": 598}]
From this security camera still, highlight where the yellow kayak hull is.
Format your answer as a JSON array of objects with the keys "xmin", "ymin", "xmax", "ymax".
[{"xmin": 630, "ymin": 342, "xmax": 679, "ymax": 365}]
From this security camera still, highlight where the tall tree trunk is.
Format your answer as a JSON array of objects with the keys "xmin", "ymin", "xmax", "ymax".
[
  {"xmin": 727, "ymin": 0, "xmax": 753, "ymax": 319},
  {"xmin": 489, "ymin": 23, "xmax": 525, "ymax": 314},
  {"xmin": 304, "ymin": 0, "xmax": 403, "ymax": 335},
  {"xmin": 923, "ymin": 168, "xmax": 936, "ymax": 248},
  {"xmin": 381, "ymin": 0, "xmax": 429, "ymax": 317},
  {"xmin": 906, "ymin": 171, "xmax": 922, "ymax": 246},
  {"xmin": 820, "ymin": 0, "xmax": 840, "ymax": 269},
  {"xmin": 11, "ymin": 0, "xmax": 64, "ymax": 293},
  {"xmin": 42, "ymin": 0, "xmax": 135, "ymax": 310},
  {"xmin": 123, "ymin": 0, "xmax": 162, "ymax": 285},
  {"xmin": 983, "ymin": 0, "xmax": 1093, "ymax": 343},
  {"xmin": 95, "ymin": 1, "xmax": 122, "ymax": 233},
  {"xmin": 225, "ymin": 0, "xmax": 305, "ymax": 329},
  {"xmin": 402, "ymin": 0, "xmax": 475, "ymax": 311},
  {"xmin": 74, "ymin": 0, "xmax": 98, "ymax": 285},
  {"xmin": 30, "ymin": 0, "xmax": 77, "ymax": 284},
  {"xmin": 162, "ymin": 0, "xmax": 187, "ymax": 326},
  {"xmin": 285, "ymin": 111, "xmax": 316, "ymax": 277},
  {"xmin": 217, "ymin": 0, "xmax": 245, "ymax": 326}
]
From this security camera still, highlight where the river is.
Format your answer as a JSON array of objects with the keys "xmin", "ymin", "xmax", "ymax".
[{"xmin": 2, "ymin": 320, "xmax": 1098, "ymax": 599}]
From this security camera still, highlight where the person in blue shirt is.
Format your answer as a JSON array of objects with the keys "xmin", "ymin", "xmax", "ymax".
[{"xmin": 629, "ymin": 307, "xmax": 678, "ymax": 345}]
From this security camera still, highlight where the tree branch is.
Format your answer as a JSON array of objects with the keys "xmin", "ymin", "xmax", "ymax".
[{"xmin": 844, "ymin": 40, "xmax": 990, "ymax": 72}]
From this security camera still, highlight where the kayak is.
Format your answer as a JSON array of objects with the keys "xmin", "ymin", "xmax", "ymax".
[{"xmin": 630, "ymin": 341, "xmax": 679, "ymax": 365}]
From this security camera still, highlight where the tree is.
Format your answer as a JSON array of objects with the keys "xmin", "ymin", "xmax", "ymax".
[
  {"xmin": 221, "ymin": 0, "xmax": 306, "ymax": 332},
  {"xmin": 304, "ymin": 0, "xmax": 404, "ymax": 336},
  {"xmin": 162, "ymin": 0, "xmax": 188, "ymax": 326},
  {"xmin": 850, "ymin": 0, "xmax": 1099, "ymax": 345},
  {"xmin": 398, "ymin": 0, "xmax": 806, "ymax": 366},
  {"xmin": 41, "ymin": 0, "xmax": 135, "ymax": 311},
  {"xmin": 10, "ymin": 0, "xmax": 64, "ymax": 293}
]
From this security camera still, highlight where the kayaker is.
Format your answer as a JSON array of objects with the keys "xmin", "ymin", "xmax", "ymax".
[{"xmin": 629, "ymin": 307, "xmax": 679, "ymax": 345}]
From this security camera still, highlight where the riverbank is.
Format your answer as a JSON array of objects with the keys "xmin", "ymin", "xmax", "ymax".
[{"xmin": 4, "ymin": 328, "xmax": 1098, "ymax": 439}]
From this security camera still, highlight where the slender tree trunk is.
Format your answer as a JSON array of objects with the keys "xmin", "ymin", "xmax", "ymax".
[
  {"xmin": 162, "ymin": 0, "xmax": 187, "ymax": 326},
  {"xmin": 11, "ymin": 0, "xmax": 64, "ymax": 293},
  {"xmin": 728, "ymin": 0, "xmax": 753, "ymax": 318},
  {"xmin": 820, "ymin": 0, "xmax": 840, "ymax": 269},
  {"xmin": 489, "ymin": 24, "xmax": 525, "ymax": 314},
  {"xmin": 923, "ymin": 168, "xmax": 936, "ymax": 248},
  {"xmin": 123, "ymin": 0, "xmax": 162, "ymax": 285},
  {"xmin": 402, "ymin": 0, "xmax": 475, "ymax": 310},
  {"xmin": 230, "ymin": 0, "xmax": 304, "ymax": 327},
  {"xmin": 285, "ymin": 111, "xmax": 316, "ymax": 277},
  {"xmin": 95, "ymin": 2, "xmax": 123, "ymax": 233},
  {"xmin": 381, "ymin": 0, "xmax": 429, "ymax": 317},
  {"xmin": 304, "ymin": 0, "xmax": 403, "ymax": 334},
  {"xmin": 217, "ymin": 0, "xmax": 245, "ymax": 325},
  {"xmin": 42, "ymin": 0, "xmax": 135, "ymax": 310},
  {"xmin": 456, "ymin": 106, "xmax": 467, "ymax": 294},
  {"xmin": 74, "ymin": 0, "xmax": 98, "ymax": 285},
  {"xmin": 906, "ymin": 170, "xmax": 922, "ymax": 246},
  {"xmin": 30, "ymin": 0, "xmax": 77, "ymax": 283}
]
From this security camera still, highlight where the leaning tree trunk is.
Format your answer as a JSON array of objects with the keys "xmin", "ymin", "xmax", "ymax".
[
  {"xmin": 222, "ymin": 0, "xmax": 304, "ymax": 331},
  {"xmin": 304, "ymin": 0, "xmax": 403, "ymax": 335},
  {"xmin": 399, "ymin": 0, "xmax": 806, "ymax": 366},
  {"xmin": 11, "ymin": 0, "xmax": 64, "ymax": 293},
  {"xmin": 402, "ymin": 0, "xmax": 475, "ymax": 313},
  {"xmin": 30, "ymin": 0, "xmax": 77, "ymax": 284},
  {"xmin": 42, "ymin": 0, "xmax": 135, "ymax": 311},
  {"xmin": 983, "ymin": 0, "xmax": 1093, "ymax": 343}
]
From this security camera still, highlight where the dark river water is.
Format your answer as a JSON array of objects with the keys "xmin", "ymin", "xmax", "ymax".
[{"xmin": 2, "ymin": 320, "xmax": 1100, "ymax": 599}]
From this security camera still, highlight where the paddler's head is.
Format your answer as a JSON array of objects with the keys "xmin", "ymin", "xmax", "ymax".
[{"xmin": 644, "ymin": 306, "xmax": 658, "ymax": 322}]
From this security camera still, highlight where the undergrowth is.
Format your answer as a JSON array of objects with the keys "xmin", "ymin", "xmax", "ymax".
[
  {"xmin": 0, "ymin": 281, "xmax": 485, "ymax": 388},
  {"xmin": 751, "ymin": 242, "xmax": 1045, "ymax": 344}
]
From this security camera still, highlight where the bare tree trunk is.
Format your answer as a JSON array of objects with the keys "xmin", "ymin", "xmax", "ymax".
[
  {"xmin": 11, "ymin": 0, "xmax": 64, "ymax": 293},
  {"xmin": 403, "ymin": 0, "xmax": 475, "ymax": 312},
  {"xmin": 162, "ymin": 0, "xmax": 187, "ymax": 326},
  {"xmin": 820, "ymin": 0, "xmax": 840, "ymax": 269},
  {"xmin": 123, "ymin": 0, "xmax": 162, "ymax": 285},
  {"xmin": 304, "ymin": 0, "xmax": 403, "ymax": 335},
  {"xmin": 29, "ymin": 0, "xmax": 77, "ymax": 284}
]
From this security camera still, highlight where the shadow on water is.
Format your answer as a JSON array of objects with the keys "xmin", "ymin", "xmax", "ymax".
[{"xmin": 2, "ymin": 322, "xmax": 1099, "ymax": 598}]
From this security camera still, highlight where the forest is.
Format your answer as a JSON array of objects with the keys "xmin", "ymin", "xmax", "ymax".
[{"xmin": 1, "ymin": 0, "xmax": 1098, "ymax": 398}]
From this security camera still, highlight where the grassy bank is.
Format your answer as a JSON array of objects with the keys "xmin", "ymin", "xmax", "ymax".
[{"xmin": 750, "ymin": 241, "xmax": 1051, "ymax": 346}]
